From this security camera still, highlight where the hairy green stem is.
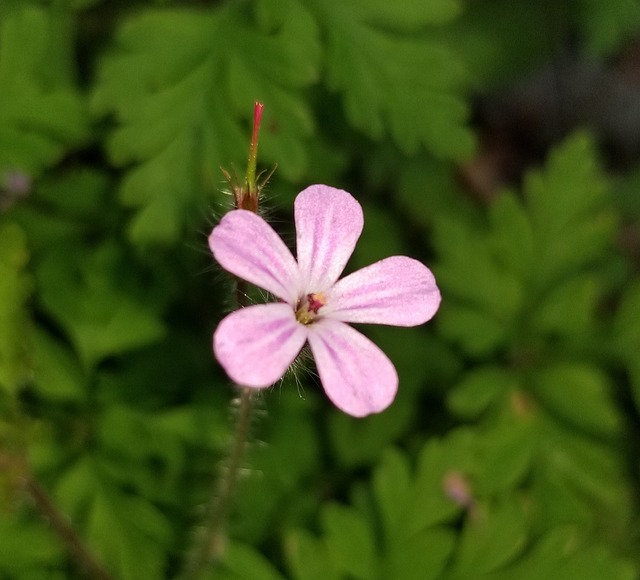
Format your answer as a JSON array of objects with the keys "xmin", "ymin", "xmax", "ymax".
[
  {"xmin": 181, "ymin": 280, "xmax": 257, "ymax": 579},
  {"xmin": 183, "ymin": 104, "xmax": 266, "ymax": 577},
  {"xmin": 207, "ymin": 386, "xmax": 255, "ymax": 560},
  {"xmin": 181, "ymin": 387, "xmax": 255, "ymax": 579}
]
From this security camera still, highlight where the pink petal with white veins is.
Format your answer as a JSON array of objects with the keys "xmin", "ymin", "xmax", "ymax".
[
  {"xmin": 325, "ymin": 256, "xmax": 441, "ymax": 326},
  {"xmin": 307, "ymin": 319, "xmax": 398, "ymax": 417},
  {"xmin": 214, "ymin": 303, "xmax": 307, "ymax": 388},
  {"xmin": 209, "ymin": 210, "xmax": 300, "ymax": 305},
  {"xmin": 295, "ymin": 185, "xmax": 364, "ymax": 292}
]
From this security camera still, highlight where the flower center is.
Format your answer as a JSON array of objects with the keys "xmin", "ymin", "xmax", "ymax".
[{"xmin": 295, "ymin": 292, "xmax": 326, "ymax": 325}]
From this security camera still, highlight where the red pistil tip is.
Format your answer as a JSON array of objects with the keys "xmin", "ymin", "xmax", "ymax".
[
  {"xmin": 245, "ymin": 101, "xmax": 265, "ymax": 201},
  {"xmin": 252, "ymin": 102, "xmax": 264, "ymax": 147}
]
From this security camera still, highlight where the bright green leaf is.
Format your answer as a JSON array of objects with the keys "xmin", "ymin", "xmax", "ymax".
[
  {"xmin": 285, "ymin": 529, "xmax": 339, "ymax": 580},
  {"xmin": 313, "ymin": 0, "xmax": 474, "ymax": 158},
  {"xmin": 524, "ymin": 132, "xmax": 615, "ymax": 292},
  {"xmin": 31, "ymin": 329, "xmax": 86, "ymax": 402},
  {"xmin": 409, "ymin": 430, "xmax": 476, "ymax": 533},
  {"xmin": 531, "ymin": 424, "xmax": 633, "ymax": 536},
  {"xmin": 489, "ymin": 192, "xmax": 534, "ymax": 279},
  {"xmin": 384, "ymin": 527, "xmax": 455, "ymax": 580},
  {"xmin": 434, "ymin": 216, "xmax": 524, "ymax": 322},
  {"xmin": 0, "ymin": 513, "xmax": 63, "ymax": 576},
  {"xmin": 489, "ymin": 526, "xmax": 637, "ymax": 580},
  {"xmin": 92, "ymin": 3, "xmax": 319, "ymax": 244},
  {"xmin": 88, "ymin": 484, "xmax": 172, "ymax": 580},
  {"xmin": 345, "ymin": 0, "xmax": 462, "ymax": 30},
  {"xmin": 531, "ymin": 363, "xmax": 622, "ymax": 438},
  {"xmin": 322, "ymin": 503, "xmax": 377, "ymax": 579},
  {"xmin": 448, "ymin": 495, "xmax": 527, "ymax": 578},
  {"xmin": 476, "ymin": 419, "xmax": 536, "ymax": 495},
  {"xmin": 372, "ymin": 448, "xmax": 412, "ymax": 542},
  {"xmin": 531, "ymin": 275, "xmax": 602, "ymax": 338},
  {"xmin": 220, "ymin": 542, "xmax": 285, "ymax": 580},
  {"xmin": 0, "ymin": 5, "xmax": 88, "ymax": 175}
]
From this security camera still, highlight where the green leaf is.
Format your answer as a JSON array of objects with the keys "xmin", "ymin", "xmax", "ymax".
[
  {"xmin": 531, "ymin": 424, "xmax": 632, "ymax": 536},
  {"xmin": 524, "ymin": 132, "xmax": 615, "ymax": 293},
  {"xmin": 92, "ymin": 3, "xmax": 320, "ymax": 244},
  {"xmin": 54, "ymin": 455, "xmax": 97, "ymax": 519},
  {"xmin": 489, "ymin": 192, "xmax": 534, "ymax": 279},
  {"xmin": 384, "ymin": 527, "xmax": 455, "ymax": 580},
  {"xmin": 343, "ymin": 0, "xmax": 462, "ymax": 30},
  {"xmin": 433, "ymin": 132, "xmax": 616, "ymax": 356},
  {"xmin": 10, "ymin": 168, "xmax": 113, "ymax": 257},
  {"xmin": 369, "ymin": 447, "xmax": 455, "ymax": 579},
  {"xmin": 322, "ymin": 503, "xmax": 377, "ymax": 579},
  {"xmin": 96, "ymin": 405, "xmax": 186, "ymax": 502},
  {"xmin": 0, "ymin": 4, "xmax": 88, "ymax": 175},
  {"xmin": 577, "ymin": 0, "xmax": 640, "ymax": 54},
  {"xmin": 448, "ymin": 496, "xmax": 528, "ymax": 578},
  {"xmin": 531, "ymin": 363, "xmax": 622, "ymax": 438},
  {"xmin": 35, "ymin": 168, "xmax": 111, "ymax": 218},
  {"xmin": 87, "ymin": 485, "xmax": 172, "ymax": 580},
  {"xmin": 434, "ymin": 215, "xmax": 523, "ymax": 329},
  {"xmin": 54, "ymin": 453, "xmax": 173, "ymax": 580},
  {"xmin": 372, "ymin": 448, "xmax": 412, "ymax": 542},
  {"xmin": 285, "ymin": 530, "xmax": 339, "ymax": 580},
  {"xmin": 0, "ymin": 513, "xmax": 63, "ymax": 576},
  {"xmin": 475, "ymin": 419, "xmax": 536, "ymax": 495},
  {"xmin": 531, "ymin": 275, "xmax": 603, "ymax": 339},
  {"xmin": 441, "ymin": 0, "xmax": 559, "ymax": 87},
  {"xmin": 220, "ymin": 542, "xmax": 285, "ymax": 580},
  {"xmin": 489, "ymin": 527, "xmax": 637, "ymax": 580},
  {"xmin": 397, "ymin": 156, "xmax": 473, "ymax": 226},
  {"xmin": 436, "ymin": 304, "xmax": 509, "ymax": 357},
  {"xmin": 555, "ymin": 543, "xmax": 638, "ymax": 580},
  {"xmin": 313, "ymin": 0, "xmax": 474, "ymax": 158},
  {"xmin": 447, "ymin": 366, "xmax": 514, "ymax": 419},
  {"xmin": 31, "ymin": 329, "xmax": 86, "ymax": 402},
  {"xmin": 328, "ymin": 394, "xmax": 415, "ymax": 468},
  {"xmin": 0, "ymin": 221, "xmax": 31, "ymax": 398},
  {"xmin": 36, "ymin": 242, "xmax": 165, "ymax": 369},
  {"xmin": 409, "ymin": 430, "xmax": 477, "ymax": 533},
  {"xmin": 613, "ymin": 281, "xmax": 640, "ymax": 409}
]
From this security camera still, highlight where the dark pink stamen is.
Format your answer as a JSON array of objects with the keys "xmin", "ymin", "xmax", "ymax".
[{"xmin": 306, "ymin": 293, "xmax": 325, "ymax": 314}]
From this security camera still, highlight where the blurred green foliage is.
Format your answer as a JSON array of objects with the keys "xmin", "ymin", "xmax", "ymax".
[{"xmin": 1, "ymin": 0, "xmax": 639, "ymax": 579}]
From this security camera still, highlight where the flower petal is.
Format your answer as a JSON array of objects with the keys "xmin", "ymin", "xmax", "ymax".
[
  {"xmin": 214, "ymin": 303, "xmax": 307, "ymax": 387},
  {"xmin": 209, "ymin": 210, "xmax": 300, "ymax": 304},
  {"xmin": 307, "ymin": 319, "xmax": 398, "ymax": 417},
  {"xmin": 324, "ymin": 256, "xmax": 441, "ymax": 326},
  {"xmin": 295, "ymin": 185, "xmax": 364, "ymax": 292}
]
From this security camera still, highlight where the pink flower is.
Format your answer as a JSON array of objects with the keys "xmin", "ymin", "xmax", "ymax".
[{"xmin": 209, "ymin": 185, "xmax": 441, "ymax": 417}]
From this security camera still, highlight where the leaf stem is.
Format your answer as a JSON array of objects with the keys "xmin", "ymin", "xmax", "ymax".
[{"xmin": 21, "ymin": 472, "xmax": 112, "ymax": 580}]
